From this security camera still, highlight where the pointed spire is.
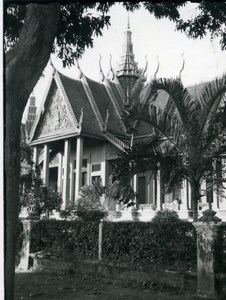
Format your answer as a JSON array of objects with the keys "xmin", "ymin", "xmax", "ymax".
[
  {"xmin": 116, "ymin": 15, "xmax": 139, "ymax": 78},
  {"xmin": 127, "ymin": 12, "xmax": 130, "ymax": 30}
]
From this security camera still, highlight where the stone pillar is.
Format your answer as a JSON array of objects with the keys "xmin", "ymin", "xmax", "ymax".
[
  {"xmin": 156, "ymin": 170, "xmax": 162, "ymax": 210},
  {"xmin": 193, "ymin": 210, "xmax": 223, "ymax": 299},
  {"xmin": 33, "ymin": 146, "xmax": 39, "ymax": 167},
  {"xmin": 57, "ymin": 152, "xmax": 63, "ymax": 193},
  {"xmin": 152, "ymin": 173, "xmax": 156, "ymax": 208},
  {"xmin": 69, "ymin": 160, "xmax": 75, "ymax": 205},
  {"xmin": 98, "ymin": 219, "xmax": 103, "ymax": 261},
  {"xmin": 43, "ymin": 144, "xmax": 49, "ymax": 186},
  {"xmin": 18, "ymin": 217, "xmax": 39, "ymax": 271},
  {"xmin": 75, "ymin": 136, "xmax": 83, "ymax": 199},
  {"xmin": 133, "ymin": 174, "xmax": 137, "ymax": 206},
  {"xmin": 62, "ymin": 139, "xmax": 71, "ymax": 209},
  {"xmin": 188, "ymin": 182, "xmax": 192, "ymax": 210}
]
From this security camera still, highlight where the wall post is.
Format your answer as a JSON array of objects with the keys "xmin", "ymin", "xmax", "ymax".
[
  {"xmin": 193, "ymin": 209, "xmax": 223, "ymax": 299},
  {"xmin": 98, "ymin": 219, "xmax": 103, "ymax": 261},
  {"xmin": 17, "ymin": 217, "xmax": 39, "ymax": 271}
]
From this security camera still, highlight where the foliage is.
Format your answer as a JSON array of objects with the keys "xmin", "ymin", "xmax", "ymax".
[
  {"xmin": 29, "ymin": 218, "xmax": 196, "ymax": 271},
  {"xmin": 102, "ymin": 220, "xmax": 196, "ymax": 270},
  {"xmin": 30, "ymin": 220, "xmax": 99, "ymax": 260},
  {"xmin": 152, "ymin": 209, "xmax": 180, "ymax": 224},
  {"xmin": 117, "ymin": 76, "xmax": 226, "ymax": 220},
  {"xmin": 20, "ymin": 143, "xmax": 62, "ymax": 217},
  {"xmin": 5, "ymin": 2, "xmax": 226, "ymax": 64},
  {"xmin": 73, "ymin": 183, "xmax": 108, "ymax": 221},
  {"xmin": 176, "ymin": 2, "xmax": 226, "ymax": 51}
]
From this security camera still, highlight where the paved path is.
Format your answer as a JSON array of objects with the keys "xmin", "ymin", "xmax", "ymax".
[{"xmin": 14, "ymin": 271, "xmax": 201, "ymax": 300}]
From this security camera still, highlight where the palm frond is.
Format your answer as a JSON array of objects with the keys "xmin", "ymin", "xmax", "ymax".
[
  {"xmin": 123, "ymin": 102, "xmax": 184, "ymax": 153},
  {"xmin": 147, "ymin": 78, "xmax": 195, "ymax": 132},
  {"xmin": 198, "ymin": 74, "xmax": 226, "ymax": 134}
]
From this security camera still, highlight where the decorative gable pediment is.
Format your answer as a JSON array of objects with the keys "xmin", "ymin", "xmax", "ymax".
[{"xmin": 31, "ymin": 81, "xmax": 80, "ymax": 143}]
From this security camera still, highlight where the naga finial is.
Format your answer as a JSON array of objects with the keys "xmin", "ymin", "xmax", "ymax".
[
  {"xmin": 179, "ymin": 52, "xmax": 185, "ymax": 80},
  {"xmin": 76, "ymin": 59, "xmax": 83, "ymax": 80},
  {"xmin": 143, "ymin": 55, "xmax": 148, "ymax": 75},
  {"xmin": 99, "ymin": 54, "xmax": 105, "ymax": 82},
  {"xmin": 154, "ymin": 56, "xmax": 159, "ymax": 79},
  {"xmin": 109, "ymin": 54, "xmax": 115, "ymax": 80}
]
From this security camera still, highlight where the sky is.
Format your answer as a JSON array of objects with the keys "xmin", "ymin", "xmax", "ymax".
[{"xmin": 23, "ymin": 2, "xmax": 226, "ymax": 121}]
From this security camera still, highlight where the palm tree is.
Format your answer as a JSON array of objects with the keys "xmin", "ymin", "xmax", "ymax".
[{"xmin": 116, "ymin": 75, "xmax": 226, "ymax": 221}]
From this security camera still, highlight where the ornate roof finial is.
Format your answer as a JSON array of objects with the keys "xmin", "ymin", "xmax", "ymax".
[
  {"xmin": 154, "ymin": 56, "xmax": 159, "ymax": 79},
  {"xmin": 99, "ymin": 54, "xmax": 105, "ymax": 82},
  {"xmin": 143, "ymin": 55, "xmax": 148, "ymax": 75},
  {"xmin": 49, "ymin": 55, "xmax": 56, "ymax": 75},
  {"xmin": 109, "ymin": 54, "xmax": 115, "ymax": 80},
  {"xmin": 76, "ymin": 59, "xmax": 83, "ymax": 79},
  {"xmin": 179, "ymin": 53, "xmax": 185, "ymax": 80}
]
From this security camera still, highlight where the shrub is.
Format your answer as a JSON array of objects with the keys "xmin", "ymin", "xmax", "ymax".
[
  {"xmin": 102, "ymin": 220, "xmax": 196, "ymax": 270},
  {"xmin": 152, "ymin": 209, "xmax": 180, "ymax": 223},
  {"xmin": 74, "ymin": 184, "xmax": 108, "ymax": 221},
  {"xmin": 30, "ymin": 220, "xmax": 99, "ymax": 260},
  {"xmin": 28, "ymin": 217, "xmax": 196, "ymax": 271}
]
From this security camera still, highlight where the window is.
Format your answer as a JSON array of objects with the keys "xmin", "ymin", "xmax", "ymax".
[
  {"xmin": 73, "ymin": 159, "xmax": 87, "ymax": 169},
  {"xmin": 82, "ymin": 159, "xmax": 87, "ymax": 168},
  {"xmin": 92, "ymin": 176, "xmax": 101, "ymax": 184},
  {"xmin": 82, "ymin": 172, "xmax": 87, "ymax": 186},
  {"xmin": 92, "ymin": 163, "xmax": 101, "ymax": 172}
]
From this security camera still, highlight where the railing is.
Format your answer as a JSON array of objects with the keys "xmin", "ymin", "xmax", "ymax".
[{"xmin": 103, "ymin": 132, "xmax": 128, "ymax": 152}]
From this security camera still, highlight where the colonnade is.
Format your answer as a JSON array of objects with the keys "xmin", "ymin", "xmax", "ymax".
[{"xmin": 33, "ymin": 136, "xmax": 84, "ymax": 209}]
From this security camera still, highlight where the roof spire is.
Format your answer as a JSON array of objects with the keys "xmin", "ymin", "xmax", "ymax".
[
  {"xmin": 116, "ymin": 15, "xmax": 139, "ymax": 78},
  {"xmin": 127, "ymin": 12, "xmax": 130, "ymax": 30}
]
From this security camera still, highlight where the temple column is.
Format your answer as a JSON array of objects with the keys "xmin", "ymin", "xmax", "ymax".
[
  {"xmin": 33, "ymin": 146, "xmax": 39, "ymax": 167},
  {"xmin": 156, "ymin": 170, "xmax": 161, "ymax": 210},
  {"xmin": 184, "ymin": 180, "xmax": 189, "ymax": 210},
  {"xmin": 133, "ymin": 174, "xmax": 137, "ymax": 205},
  {"xmin": 101, "ymin": 161, "xmax": 107, "ymax": 186},
  {"xmin": 43, "ymin": 144, "xmax": 49, "ymax": 186},
  {"xmin": 69, "ymin": 160, "xmax": 75, "ymax": 205},
  {"xmin": 57, "ymin": 152, "xmax": 63, "ymax": 193},
  {"xmin": 152, "ymin": 173, "xmax": 156, "ymax": 208},
  {"xmin": 188, "ymin": 181, "xmax": 192, "ymax": 210},
  {"xmin": 62, "ymin": 139, "xmax": 70, "ymax": 209},
  {"xmin": 75, "ymin": 136, "xmax": 83, "ymax": 199}
]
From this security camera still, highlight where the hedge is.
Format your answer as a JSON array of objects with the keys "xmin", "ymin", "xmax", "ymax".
[
  {"xmin": 102, "ymin": 221, "xmax": 196, "ymax": 270},
  {"xmin": 30, "ymin": 220, "xmax": 99, "ymax": 260},
  {"xmin": 24, "ymin": 218, "xmax": 197, "ymax": 270}
]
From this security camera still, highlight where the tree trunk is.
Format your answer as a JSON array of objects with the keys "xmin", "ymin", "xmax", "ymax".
[
  {"xmin": 5, "ymin": 4, "xmax": 60, "ymax": 299},
  {"xmin": 190, "ymin": 180, "xmax": 200, "ymax": 222}
]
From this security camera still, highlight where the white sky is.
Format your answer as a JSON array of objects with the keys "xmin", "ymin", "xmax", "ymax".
[{"xmin": 23, "ymin": 2, "xmax": 226, "ymax": 121}]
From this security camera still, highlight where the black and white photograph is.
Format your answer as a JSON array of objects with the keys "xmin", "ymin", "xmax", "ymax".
[{"xmin": 3, "ymin": 1, "xmax": 226, "ymax": 299}]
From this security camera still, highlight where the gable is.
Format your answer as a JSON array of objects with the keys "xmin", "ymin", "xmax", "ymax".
[{"xmin": 31, "ymin": 80, "xmax": 79, "ymax": 143}]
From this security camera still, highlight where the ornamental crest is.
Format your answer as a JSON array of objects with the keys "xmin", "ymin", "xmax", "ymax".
[{"xmin": 35, "ymin": 87, "xmax": 75, "ymax": 138}]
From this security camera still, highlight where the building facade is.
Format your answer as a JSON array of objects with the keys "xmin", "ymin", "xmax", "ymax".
[{"xmin": 26, "ymin": 22, "xmax": 226, "ymax": 221}]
